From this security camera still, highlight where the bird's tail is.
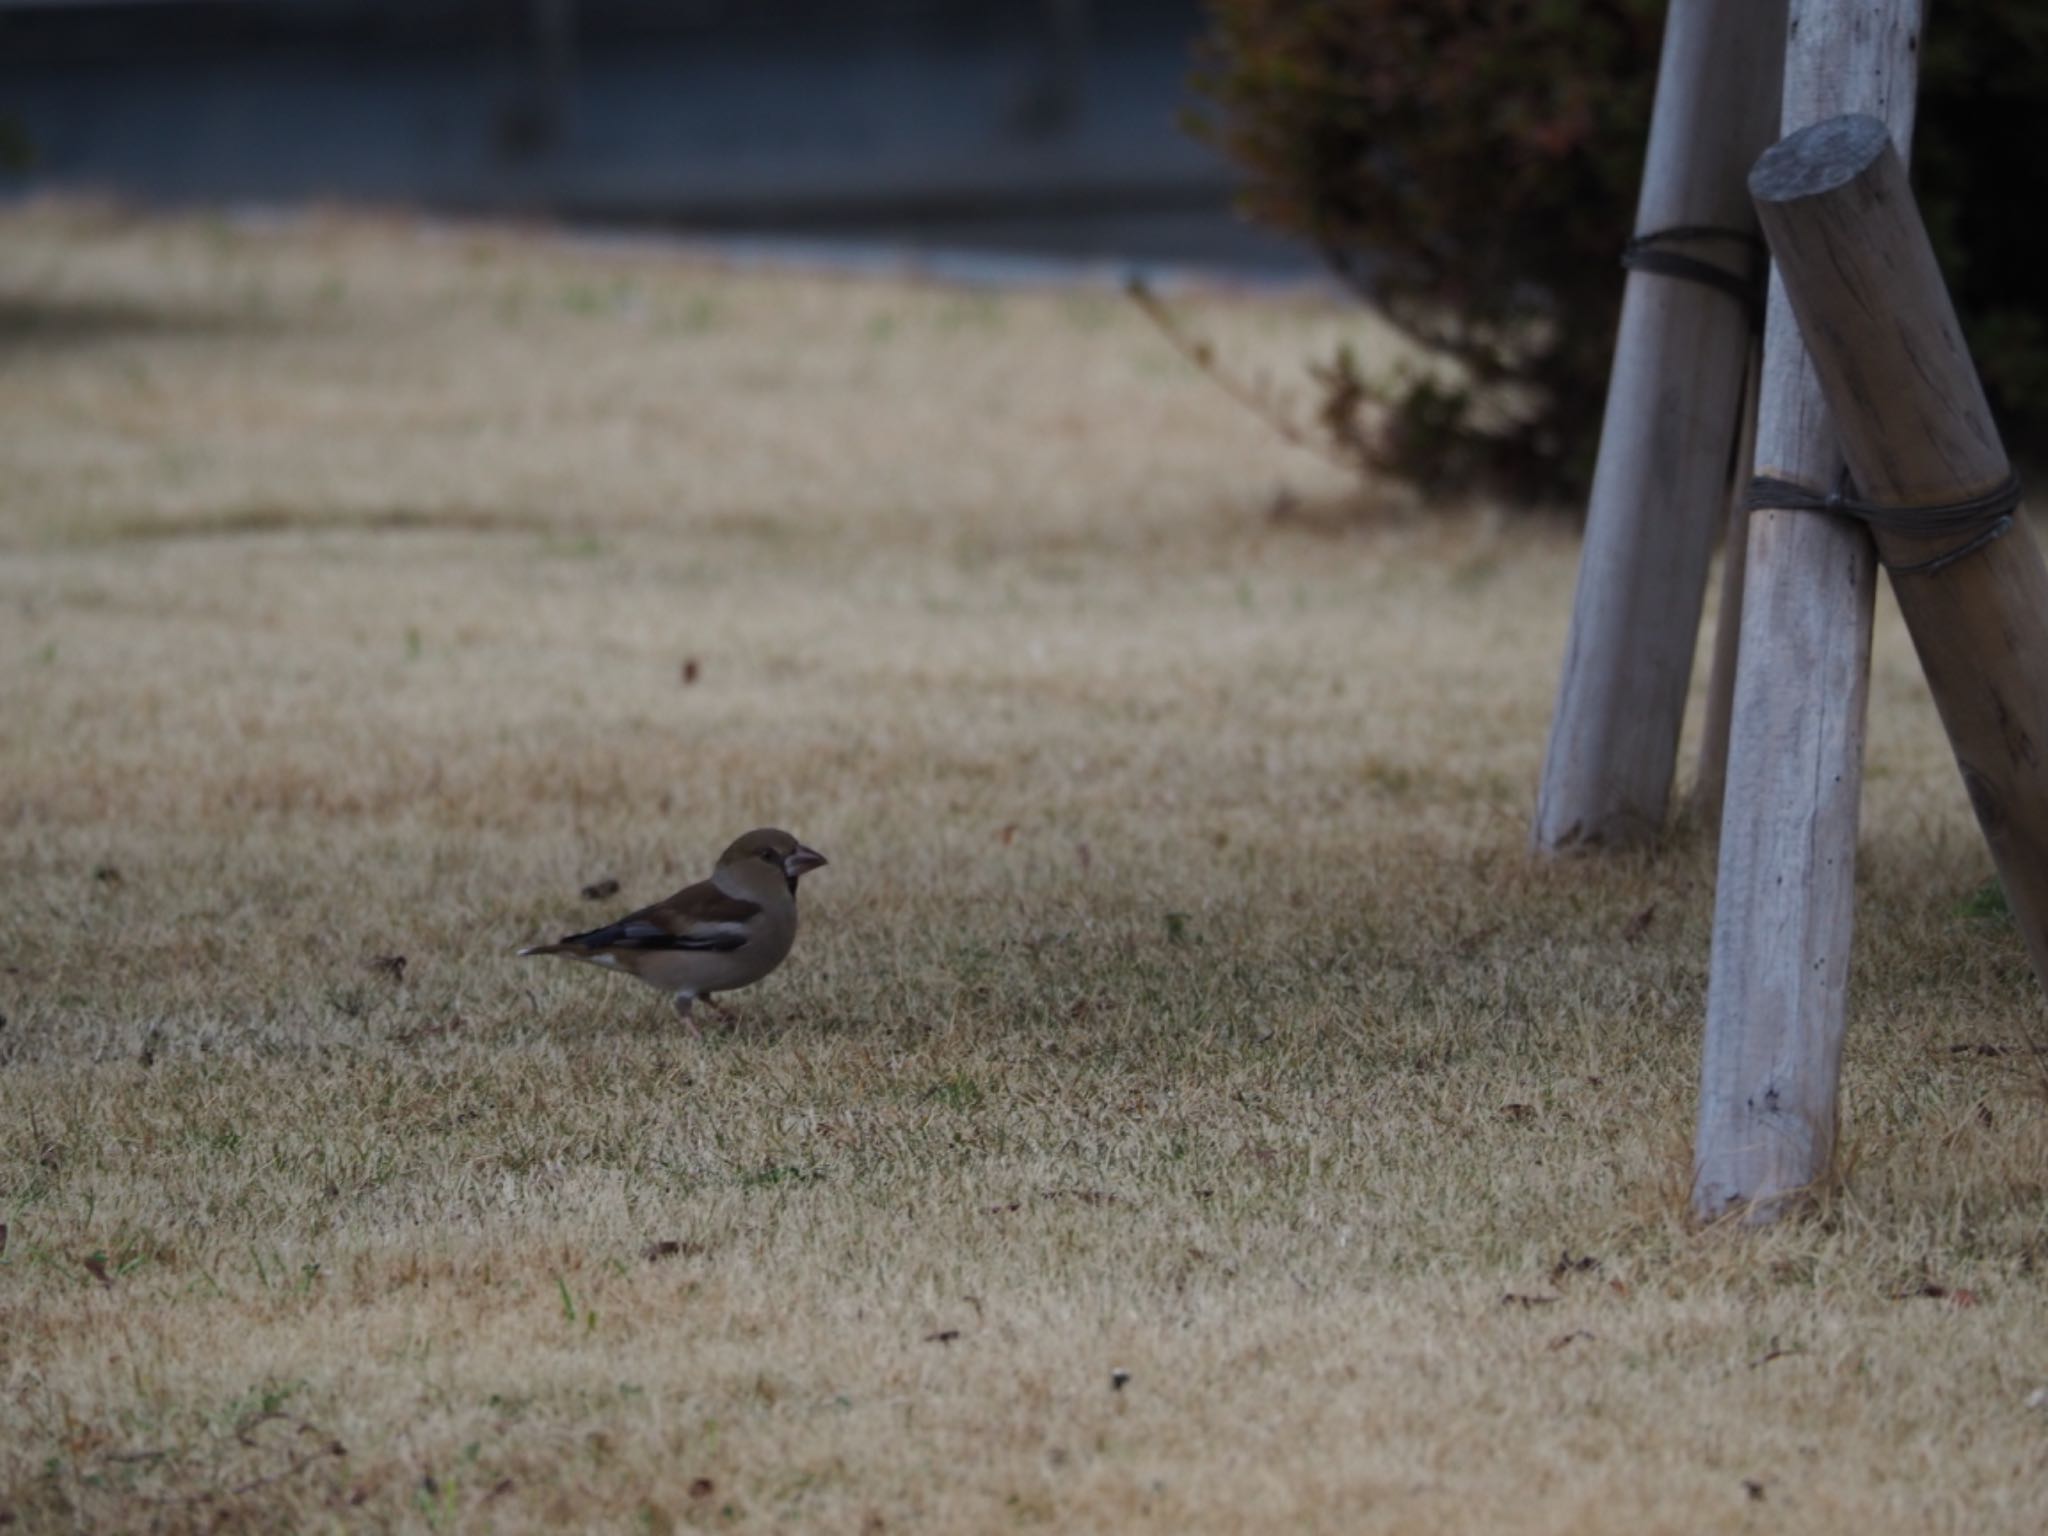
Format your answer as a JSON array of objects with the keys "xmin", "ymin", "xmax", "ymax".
[{"xmin": 516, "ymin": 942, "xmax": 574, "ymax": 958}]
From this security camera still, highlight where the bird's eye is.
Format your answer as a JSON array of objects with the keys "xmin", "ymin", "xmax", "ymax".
[{"xmin": 761, "ymin": 848, "xmax": 781, "ymax": 864}]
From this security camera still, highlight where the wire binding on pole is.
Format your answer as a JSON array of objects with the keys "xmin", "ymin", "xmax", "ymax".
[
  {"xmin": 1744, "ymin": 469, "xmax": 2024, "ymax": 576},
  {"xmin": 1620, "ymin": 225, "xmax": 1768, "ymax": 330}
]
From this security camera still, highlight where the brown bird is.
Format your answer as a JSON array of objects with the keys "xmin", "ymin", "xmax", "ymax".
[{"xmin": 518, "ymin": 828, "xmax": 827, "ymax": 1029}]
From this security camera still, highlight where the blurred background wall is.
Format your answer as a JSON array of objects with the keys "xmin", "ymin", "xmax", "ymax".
[{"xmin": 0, "ymin": 0, "xmax": 1309, "ymax": 270}]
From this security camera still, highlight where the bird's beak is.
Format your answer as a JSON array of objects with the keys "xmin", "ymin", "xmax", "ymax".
[{"xmin": 784, "ymin": 844, "xmax": 829, "ymax": 880}]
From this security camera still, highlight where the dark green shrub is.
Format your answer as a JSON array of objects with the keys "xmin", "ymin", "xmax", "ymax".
[
  {"xmin": 1916, "ymin": 9, "xmax": 2048, "ymax": 460},
  {"xmin": 1191, "ymin": 2, "xmax": 2048, "ymax": 504},
  {"xmin": 0, "ymin": 110, "xmax": 33, "ymax": 172}
]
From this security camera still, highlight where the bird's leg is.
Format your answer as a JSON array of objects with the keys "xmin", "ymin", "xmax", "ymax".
[{"xmin": 673, "ymin": 993, "xmax": 702, "ymax": 1038}]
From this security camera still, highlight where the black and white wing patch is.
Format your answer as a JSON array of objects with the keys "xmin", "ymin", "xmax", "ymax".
[{"xmin": 558, "ymin": 884, "xmax": 761, "ymax": 954}]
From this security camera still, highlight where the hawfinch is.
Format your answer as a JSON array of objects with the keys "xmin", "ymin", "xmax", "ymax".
[{"xmin": 519, "ymin": 828, "xmax": 827, "ymax": 1029}]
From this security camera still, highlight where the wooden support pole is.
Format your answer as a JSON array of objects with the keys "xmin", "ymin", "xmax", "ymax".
[
  {"xmin": 1755, "ymin": 115, "xmax": 2048, "ymax": 989},
  {"xmin": 1692, "ymin": 2, "xmax": 1920, "ymax": 1224},
  {"xmin": 1698, "ymin": 113, "xmax": 2048, "ymax": 1221},
  {"xmin": 1533, "ymin": 0, "xmax": 1785, "ymax": 852}
]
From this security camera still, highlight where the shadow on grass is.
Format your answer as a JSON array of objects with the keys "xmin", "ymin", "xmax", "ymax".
[
  {"xmin": 0, "ymin": 292, "xmax": 271, "ymax": 348},
  {"xmin": 89, "ymin": 505, "xmax": 549, "ymax": 545}
]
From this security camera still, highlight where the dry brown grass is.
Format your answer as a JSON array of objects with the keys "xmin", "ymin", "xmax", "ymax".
[{"xmin": 3, "ymin": 202, "xmax": 2046, "ymax": 1534}]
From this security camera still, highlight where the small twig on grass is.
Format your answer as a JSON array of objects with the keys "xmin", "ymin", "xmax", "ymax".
[
  {"xmin": 1124, "ymin": 275, "xmax": 1359, "ymax": 474},
  {"xmin": 109, "ymin": 1413, "xmax": 346, "ymax": 1508},
  {"xmin": 1749, "ymin": 1340, "xmax": 1806, "ymax": 1368},
  {"xmin": 225, "ymin": 1412, "xmax": 348, "ymax": 1497}
]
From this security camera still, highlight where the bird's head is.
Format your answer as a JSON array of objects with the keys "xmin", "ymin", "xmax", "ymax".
[{"xmin": 717, "ymin": 827, "xmax": 829, "ymax": 895}]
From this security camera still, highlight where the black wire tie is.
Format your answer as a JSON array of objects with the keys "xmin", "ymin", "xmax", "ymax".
[
  {"xmin": 1744, "ymin": 468, "xmax": 2023, "ymax": 577},
  {"xmin": 1620, "ymin": 225, "xmax": 1768, "ymax": 330}
]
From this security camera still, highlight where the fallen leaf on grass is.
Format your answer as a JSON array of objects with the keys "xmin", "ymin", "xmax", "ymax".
[
  {"xmin": 1551, "ymin": 1252, "xmax": 1601, "ymax": 1281},
  {"xmin": 680, "ymin": 658, "xmax": 700, "ymax": 685},
  {"xmin": 92, "ymin": 864, "xmax": 123, "ymax": 885},
  {"xmin": 643, "ymin": 1240, "xmax": 707, "ymax": 1262},
  {"xmin": 1452, "ymin": 923, "xmax": 1501, "ymax": 956},
  {"xmin": 689, "ymin": 1478, "xmax": 716, "ymax": 1499},
  {"xmin": 82, "ymin": 1253, "xmax": 112, "ymax": 1287},
  {"xmin": 1500, "ymin": 1103, "xmax": 1536, "ymax": 1122},
  {"xmin": 581, "ymin": 878, "xmax": 621, "ymax": 901},
  {"xmin": 1622, "ymin": 903, "xmax": 1656, "ymax": 943},
  {"xmin": 1743, "ymin": 1480, "xmax": 1766, "ymax": 1502},
  {"xmin": 1892, "ymin": 1282, "xmax": 1980, "ymax": 1306},
  {"xmin": 390, "ymin": 1015, "xmax": 466, "ymax": 1045},
  {"xmin": 367, "ymin": 954, "xmax": 407, "ymax": 983}
]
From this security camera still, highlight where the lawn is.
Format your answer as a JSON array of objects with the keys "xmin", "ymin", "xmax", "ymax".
[{"xmin": 2, "ymin": 203, "xmax": 2045, "ymax": 1533}]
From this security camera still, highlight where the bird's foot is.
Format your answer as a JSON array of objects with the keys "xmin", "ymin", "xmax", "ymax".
[{"xmin": 672, "ymin": 994, "xmax": 703, "ymax": 1038}]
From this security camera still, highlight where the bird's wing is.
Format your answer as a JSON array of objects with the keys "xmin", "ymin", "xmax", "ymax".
[{"xmin": 557, "ymin": 879, "xmax": 761, "ymax": 953}]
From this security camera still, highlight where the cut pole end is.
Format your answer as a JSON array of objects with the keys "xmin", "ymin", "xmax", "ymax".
[{"xmin": 1749, "ymin": 113, "xmax": 1891, "ymax": 205}]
